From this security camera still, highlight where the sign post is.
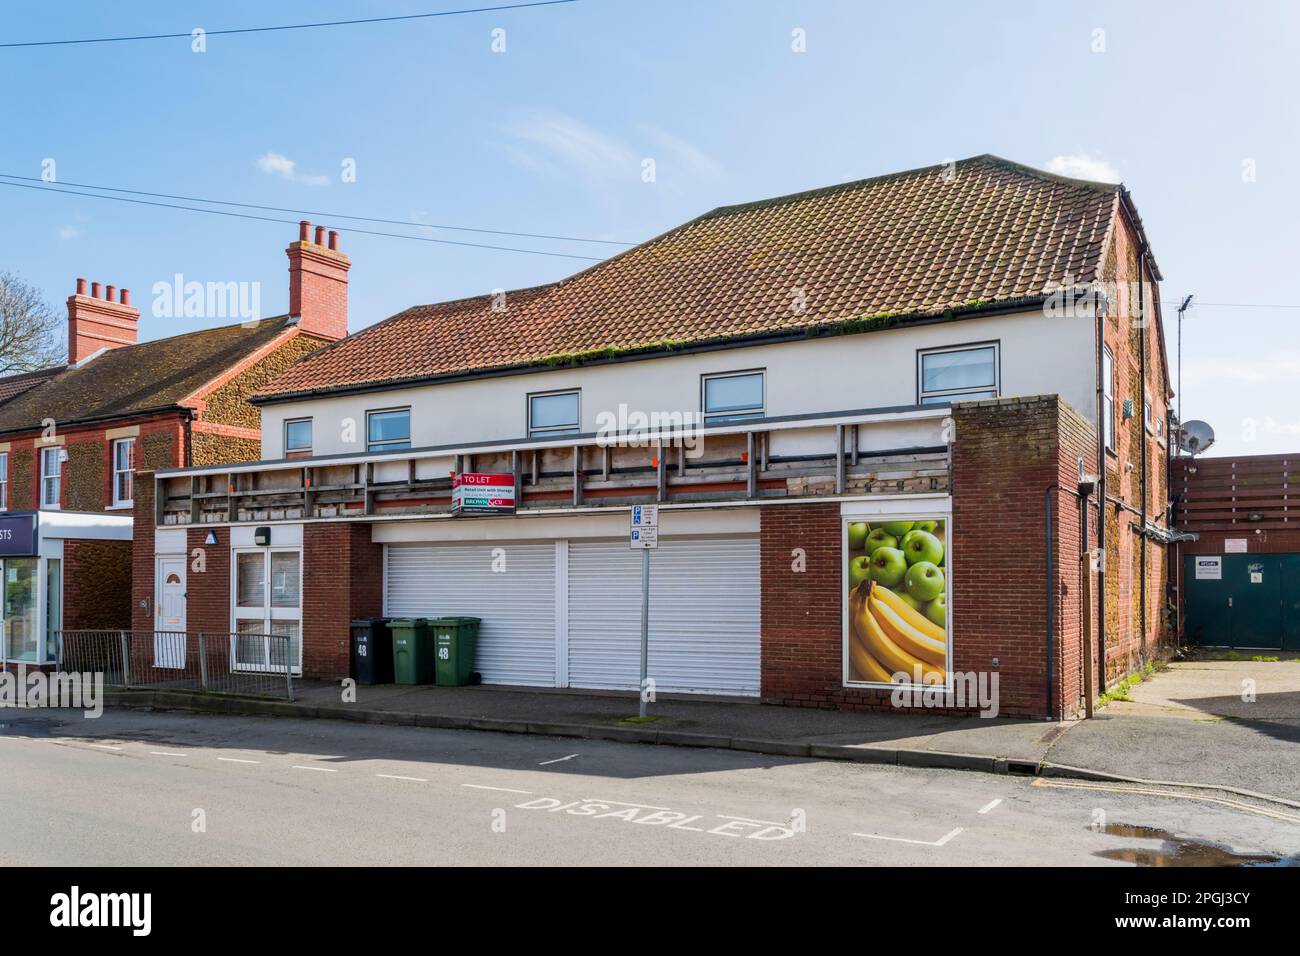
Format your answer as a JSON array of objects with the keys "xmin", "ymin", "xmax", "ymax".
[{"xmin": 629, "ymin": 504, "xmax": 658, "ymax": 718}]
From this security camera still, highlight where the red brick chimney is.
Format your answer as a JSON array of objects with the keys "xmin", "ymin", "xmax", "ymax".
[
  {"xmin": 286, "ymin": 220, "xmax": 350, "ymax": 340},
  {"xmin": 67, "ymin": 278, "xmax": 139, "ymax": 364}
]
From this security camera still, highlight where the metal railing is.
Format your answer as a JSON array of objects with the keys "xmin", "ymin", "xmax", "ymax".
[{"xmin": 57, "ymin": 630, "xmax": 295, "ymax": 701}]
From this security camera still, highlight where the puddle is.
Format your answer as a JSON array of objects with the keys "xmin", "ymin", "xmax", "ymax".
[{"xmin": 1097, "ymin": 824, "xmax": 1289, "ymax": 867}]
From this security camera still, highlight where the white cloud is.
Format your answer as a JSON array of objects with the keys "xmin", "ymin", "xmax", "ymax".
[
  {"xmin": 504, "ymin": 112, "xmax": 638, "ymax": 184},
  {"xmin": 255, "ymin": 151, "xmax": 328, "ymax": 186},
  {"xmin": 501, "ymin": 111, "xmax": 722, "ymax": 187},
  {"xmin": 1045, "ymin": 152, "xmax": 1121, "ymax": 184},
  {"xmin": 1182, "ymin": 351, "xmax": 1300, "ymax": 387},
  {"xmin": 56, "ymin": 225, "xmax": 83, "ymax": 240},
  {"xmin": 640, "ymin": 124, "xmax": 724, "ymax": 179}
]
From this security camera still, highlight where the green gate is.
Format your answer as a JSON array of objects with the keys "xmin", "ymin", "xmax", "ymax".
[{"xmin": 1184, "ymin": 553, "xmax": 1298, "ymax": 650}]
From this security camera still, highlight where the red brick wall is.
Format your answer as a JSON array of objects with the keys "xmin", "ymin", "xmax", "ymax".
[
  {"xmin": 759, "ymin": 395, "xmax": 1102, "ymax": 719},
  {"xmin": 131, "ymin": 471, "xmax": 156, "ymax": 633},
  {"xmin": 62, "ymin": 538, "xmax": 132, "ymax": 631},
  {"xmin": 302, "ymin": 523, "xmax": 383, "ymax": 679},
  {"xmin": 185, "ymin": 527, "xmax": 230, "ymax": 635}
]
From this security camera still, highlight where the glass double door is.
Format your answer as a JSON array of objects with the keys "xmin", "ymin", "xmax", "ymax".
[
  {"xmin": 233, "ymin": 548, "xmax": 302, "ymax": 672},
  {"xmin": 2, "ymin": 558, "xmax": 39, "ymax": 663}
]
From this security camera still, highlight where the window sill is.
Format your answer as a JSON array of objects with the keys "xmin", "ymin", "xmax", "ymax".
[{"xmin": 107, "ymin": 503, "xmax": 134, "ymax": 511}]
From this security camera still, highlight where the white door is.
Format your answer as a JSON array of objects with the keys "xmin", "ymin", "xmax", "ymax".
[
  {"xmin": 567, "ymin": 537, "xmax": 761, "ymax": 696},
  {"xmin": 385, "ymin": 543, "xmax": 558, "ymax": 686},
  {"xmin": 155, "ymin": 556, "xmax": 186, "ymax": 668}
]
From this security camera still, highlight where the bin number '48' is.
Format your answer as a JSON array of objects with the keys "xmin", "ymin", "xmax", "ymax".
[{"xmin": 438, "ymin": 647, "xmax": 450, "ymax": 660}]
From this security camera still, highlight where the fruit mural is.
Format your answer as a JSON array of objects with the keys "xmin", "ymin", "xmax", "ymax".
[{"xmin": 845, "ymin": 519, "xmax": 949, "ymax": 685}]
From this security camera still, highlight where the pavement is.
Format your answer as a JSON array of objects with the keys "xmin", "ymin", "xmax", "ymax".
[
  {"xmin": 98, "ymin": 657, "xmax": 1300, "ymax": 806},
  {"xmin": 3, "ymin": 708, "xmax": 1298, "ymax": 866}
]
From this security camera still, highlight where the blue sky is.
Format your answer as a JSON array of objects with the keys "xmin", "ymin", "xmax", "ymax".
[{"xmin": 1, "ymin": 0, "xmax": 1296, "ymax": 455}]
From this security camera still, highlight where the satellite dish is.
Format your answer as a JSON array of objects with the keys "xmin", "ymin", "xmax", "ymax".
[{"xmin": 1179, "ymin": 420, "xmax": 1216, "ymax": 456}]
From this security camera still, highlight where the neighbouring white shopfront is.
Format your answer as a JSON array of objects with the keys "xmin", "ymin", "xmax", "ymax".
[{"xmin": 379, "ymin": 508, "xmax": 761, "ymax": 696}]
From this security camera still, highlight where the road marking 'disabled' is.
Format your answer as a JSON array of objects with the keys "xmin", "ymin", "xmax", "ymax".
[
  {"xmin": 853, "ymin": 827, "xmax": 963, "ymax": 847},
  {"xmin": 978, "ymin": 799, "xmax": 1003, "ymax": 814}
]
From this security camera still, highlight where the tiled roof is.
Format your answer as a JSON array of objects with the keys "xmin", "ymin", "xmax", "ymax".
[
  {"xmin": 0, "ymin": 316, "xmax": 299, "ymax": 434},
  {"xmin": 257, "ymin": 154, "xmax": 1123, "ymax": 400},
  {"xmin": 0, "ymin": 366, "xmax": 63, "ymax": 404}
]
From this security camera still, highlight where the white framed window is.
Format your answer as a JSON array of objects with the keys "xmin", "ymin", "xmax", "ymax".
[
  {"xmin": 1102, "ymin": 347, "xmax": 1116, "ymax": 451},
  {"xmin": 528, "ymin": 390, "xmax": 580, "ymax": 437},
  {"xmin": 40, "ymin": 446, "xmax": 62, "ymax": 509},
  {"xmin": 232, "ymin": 547, "xmax": 302, "ymax": 674},
  {"xmin": 702, "ymin": 370, "xmax": 765, "ymax": 424},
  {"xmin": 1144, "ymin": 391, "xmax": 1153, "ymax": 435},
  {"xmin": 367, "ymin": 408, "xmax": 410, "ymax": 452},
  {"xmin": 0, "ymin": 451, "xmax": 8, "ymax": 511},
  {"xmin": 917, "ymin": 343, "xmax": 999, "ymax": 405},
  {"xmin": 284, "ymin": 418, "xmax": 313, "ymax": 458},
  {"xmin": 112, "ymin": 437, "xmax": 135, "ymax": 507}
]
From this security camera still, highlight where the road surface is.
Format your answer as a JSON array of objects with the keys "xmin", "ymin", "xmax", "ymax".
[{"xmin": 2, "ymin": 708, "xmax": 1296, "ymax": 866}]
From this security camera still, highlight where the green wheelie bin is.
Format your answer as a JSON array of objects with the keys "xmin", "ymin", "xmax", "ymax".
[
  {"xmin": 389, "ymin": 618, "xmax": 435, "ymax": 684},
  {"xmin": 431, "ymin": 617, "xmax": 482, "ymax": 686}
]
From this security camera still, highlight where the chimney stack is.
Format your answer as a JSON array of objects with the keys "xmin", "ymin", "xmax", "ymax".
[
  {"xmin": 67, "ymin": 277, "xmax": 140, "ymax": 364},
  {"xmin": 286, "ymin": 220, "xmax": 350, "ymax": 341}
]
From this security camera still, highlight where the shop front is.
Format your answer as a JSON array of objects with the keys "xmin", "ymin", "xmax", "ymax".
[{"xmin": 0, "ymin": 510, "xmax": 133, "ymax": 669}]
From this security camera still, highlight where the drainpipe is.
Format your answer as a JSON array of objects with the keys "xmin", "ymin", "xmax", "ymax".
[
  {"xmin": 1138, "ymin": 243, "xmax": 1149, "ymax": 664},
  {"xmin": 1045, "ymin": 485, "xmax": 1056, "ymax": 719},
  {"xmin": 1095, "ymin": 301, "xmax": 1107, "ymax": 692}
]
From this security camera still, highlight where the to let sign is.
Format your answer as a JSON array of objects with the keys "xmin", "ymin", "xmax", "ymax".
[
  {"xmin": 452, "ymin": 473, "xmax": 516, "ymax": 515},
  {"xmin": 0, "ymin": 514, "xmax": 37, "ymax": 557}
]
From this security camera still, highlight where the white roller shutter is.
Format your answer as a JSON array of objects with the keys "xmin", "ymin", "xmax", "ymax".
[
  {"xmin": 385, "ymin": 543, "xmax": 557, "ymax": 686},
  {"xmin": 567, "ymin": 537, "xmax": 761, "ymax": 696}
]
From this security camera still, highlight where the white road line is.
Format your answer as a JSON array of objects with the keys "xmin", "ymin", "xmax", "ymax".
[
  {"xmin": 853, "ymin": 827, "xmax": 964, "ymax": 847},
  {"xmin": 715, "ymin": 814, "xmax": 788, "ymax": 827},
  {"xmin": 217, "ymin": 757, "xmax": 260, "ymax": 764},
  {"xmin": 978, "ymin": 798, "xmax": 1003, "ymax": 815},
  {"xmin": 376, "ymin": 773, "xmax": 427, "ymax": 782},
  {"xmin": 582, "ymin": 799, "xmax": 672, "ymax": 811},
  {"xmin": 148, "ymin": 750, "xmax": 186, "ymax": 757},
  {"xmin": 293, "ymin": 765, "xmax": 338, "ymax": 773},
  {"xmin": 89, "ymin": 744, "xmax": 122, "ymax": 751},
  {"xmin": 462, "ymin": 784, "xmax": 532, "ymax": 794},
  {"xmin": 539, "ymin": 753, "xmax": 579, "ymax": 766}
]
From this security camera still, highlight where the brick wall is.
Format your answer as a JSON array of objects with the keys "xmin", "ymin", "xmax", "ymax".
[
  {"xmin": 132, "ymin": 471, "xmax": 156, "ymax": 633},
  {"xmin": 185, "ymin": 527, "xmax": 230, "ymax": 635},
  {"xmin": 302, "ymin": 523, "xmax": 383, "ymax": 680},
  {"xmin": 63, "ymin": 539, "xmax": 132, "ymax": 630},
  {"xmin": 759, "ymin": 395, "xmax": 1104, "ymax": 719}
]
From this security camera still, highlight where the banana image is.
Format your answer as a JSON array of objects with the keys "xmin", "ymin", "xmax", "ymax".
[
  {"xmin": 869, "ymin": 590, "xmax": 945, "ymax": 666},
  {"xmin": 849, "ymin": 581, "xmax": 946, "ymax": 683}
]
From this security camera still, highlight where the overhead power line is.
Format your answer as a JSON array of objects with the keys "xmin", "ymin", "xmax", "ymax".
[
  {"xmin": 0, "ymin": 172, "xmax": 633, "ymax": 247},
  {"xmin": 0, "ymin": 180, "xmax": 605, "ymax": 262},
  {"xmin": 0, "ymin": 1, "xmax": 578, "ymax": 48}
]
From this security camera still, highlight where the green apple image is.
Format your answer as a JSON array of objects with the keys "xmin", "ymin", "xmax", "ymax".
[
  {"xmin": 863, "ymin": 528, "xmax": 898, "ymax": 555},
  {"xmin": 900, "ymin": 529, "xmax": 944, "ymax": 566},
  {"xmin": 847, "ymin": 522, "xmax": 870, "ymax": 551},
  {"xmin": 904, "ymin": 561, "xmax": 945, "ymax": 602},
  {"xmin": 914, "ymin": 520, "xmax": 939, "ymax": 534},
  {"xmin": 880, "ymin": 520, "xmax": 914, "ymax": 537},
  {"xmin": 894, "ymin": 590, "xmax": 923, "ymax": 611},
  {"xmin": 848, "ymin": 555, "xmax": 873, "ymax": 589},
  {"xmin": 869, "ymin": 547, "xmax": 907, "ymax": 587},
  {"xmin": 925, "ymin": 594, "xmax": 947, "ymax": 628}
]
